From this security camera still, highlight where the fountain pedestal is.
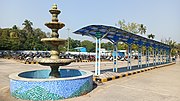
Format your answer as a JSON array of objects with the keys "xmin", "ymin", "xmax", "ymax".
[
  {"xmin": 37, "ymin": 4, "xmax": 72, "ymax": 78},
  {"xmin": 49, "ymin": 65, "xmax": 60, "ymax": 78}
]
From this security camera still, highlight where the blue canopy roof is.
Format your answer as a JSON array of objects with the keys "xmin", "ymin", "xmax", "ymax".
[{"xmin": 74, "ymin": 25, "xmax": 170, "ymax": 50}]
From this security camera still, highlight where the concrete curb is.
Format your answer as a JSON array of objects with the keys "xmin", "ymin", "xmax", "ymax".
[
  {"xmin": 93, "ymin": 62, "xmax": 176, "ymax": 83},
  {"xmin": 74, "ymin": 60, "xmax": 110, "ymax": 63}
]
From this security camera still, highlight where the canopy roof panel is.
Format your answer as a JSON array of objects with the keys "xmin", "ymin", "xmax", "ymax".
[{"xmin": 74, "ymin": 25, "xmax": 170, "ymax": 50}]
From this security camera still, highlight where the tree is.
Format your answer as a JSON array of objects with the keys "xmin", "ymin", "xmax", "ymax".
[
  {"xmin": 175, "ymin": 43, "xmax": 180, "ymax": 55},
  {"xmin": 101, "ymin": 42, "xmax": 113, "ymax": 50},
  {"xmin": 117, "ymin": 42, "xmax": 127, "ymax": 50},
  {"xmin": 0, "ymin": 20, "xmax": 50, "ymax": 51},
  {"xmin": 9, "ymin": 27, "xmax": 21, "ymax": 50},
  {"xmin": 164, "ymin": 37, "xmax": 177, "ymax": 56},
  {"xmin": 12, "ymin": 25, "xmax": 18, "ymax": 30},
  {"xmin": 0, "ymin": 29, "xmax": 11, "ymax": 50},
  {"xmin": 127, "ymin": 22, "xmax": 140, "ymax": 34},
  {"xmin": 22, "ymin": 19, "xmax": 33, "ymax": 36},
  {"xmin": 164, "ymin": 38, "xmax": 176, "ymax": 48},
  {"xmin": 117, "ymin": 20, "xmax": 140, "ymax": 34},
  {"xmin": 138, "ymin": 24, "xmax": 147, "ymax": 35},
  {"xmin": 118, "ymin": 19, "xmax": 126, "ymax": 29},
  {"xmin": 63, "ymin": 38, "xmax": 81, "ymax": 51},
  {"xmin": 69, "ymin": 38, "xmax": 81, "ymax": 50},
  {"xmin": 147, "ymin": 33, "xmax": 155, "ymax": 39},
  {"xmin": 9, "ymin": 37, "xmax": 20, "ymax": 50},
  {"xmin": 81, "ymin": 40, "xmax": 95, "ymax": 52}
]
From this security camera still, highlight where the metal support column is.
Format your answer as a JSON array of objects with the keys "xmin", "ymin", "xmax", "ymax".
[
  {"xmin": 166, "ymin": 49, "xmax": 168, "ymax": 63},
  {"xmin": 138, "ymin": 46, "xmax": 142, "ymax": 68},
  {"xmin": 95, "ymin": 38, "xmax": 101, "ymax": 75},
  {"xmin": 158, "ymin": 48, "xmax": 161, "ymax": 64},
  {"xmin": 169, "ymin": 49, "xmax": 171, "ymax": 62},
  {"xmin": 98, "ymin": 38, "xmax": 101, "ymax": 75},
  {"xmin": 113, "ymin": 43, "xmax": 118, "ymax": 72},
  {"xmin": 146, "ymin": 47, "xmax": 150, "ymax": 67},
  {"xmin": 153, "ymin": 48, "xmax": 156, "ymax": 65},
  {"xmin": 95, "ymin": 38, "xmax": 98, "ymax": 75},
  {"xmin": 168, "ymin": 49, "xmax": 170, "ymax": 63},
  {"xmin": 162, "ymin": 49, "xmax": 164, "ymax": 64},
  {"xmin": 127, "ymin": 44, "xmax": 132, "ymax": 70},
  {"xmin": 161, "ymin": 49, "xmax": 163, "ymax": 64}
]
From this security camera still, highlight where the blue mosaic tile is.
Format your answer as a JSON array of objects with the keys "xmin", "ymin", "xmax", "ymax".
[{"xmin": 10, "ymin": 76, "xmax": 93, "ymax": 100}]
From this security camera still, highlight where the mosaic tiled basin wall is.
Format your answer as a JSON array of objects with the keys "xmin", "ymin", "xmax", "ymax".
[{"xmin": 9, "ymin": 69, "xmax": 93, "ymax": 100}]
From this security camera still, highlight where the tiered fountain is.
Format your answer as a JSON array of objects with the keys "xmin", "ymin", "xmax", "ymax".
[{"xmin": 9, "ymin": 4, "xmax": 93, "ymax": 100}]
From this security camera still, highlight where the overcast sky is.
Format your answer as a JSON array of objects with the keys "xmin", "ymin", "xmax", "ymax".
[{"xmin": 0, "ymin": 0, "xmax": 180, "ymax": 43}]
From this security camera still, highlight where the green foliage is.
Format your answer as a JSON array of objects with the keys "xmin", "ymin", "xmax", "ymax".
[
  {"xmin": 138, "ymin": 24, "xmax": 147, "ymax": 35},
  {"xmin": 0, "ymin": 20, "xmax": 50, "ymax": 51},
  {"xmin": 147, "ymin": 33, "xmax": 155, "ymax": 39},
  {"xmin": 81, "ymin": 40, "xmax": 95, "ymax": 52},
  {"xmin": 163, "ymin": 37, "xmax": 178, "ymax": 56},
  {"xmin": 22, "ymin": 19, "xmax": 33, "ymax": 35},
  {"xmin": 69, "ymin": 38, "xmax": 81, "ymax": 51},
  {"xmin": 101, "ymin": 42, "xmax": 113, "ymax": 50},
  {"xmin": 117, "ymin": 20, "xmax": 143, "ymax": 34},
  {"xmin": 117, "ymin": 42, "xmax": 127, "ymax": 50},
  {"xmin": 132, "ymin": 44, "xmax": 138, "ymax": 50},
  {"xmin": 0, "ymin": 29, "xmax": 11, "ymax": 50},
  {"xmin": 175, "ymin": 43, "xmax": 180, "ymax": 55}
]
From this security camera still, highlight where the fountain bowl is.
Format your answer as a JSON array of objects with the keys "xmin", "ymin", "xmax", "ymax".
[
  {"xmin": 9, "ymin": 69, "xmax": 93, "ymax": 100},
  {"xmin": 41, "ymin": 38, "xmax": 66, "ymax": 46},
  {"xmin": 37, "ymin": 58, "xmax": 73, "ymax": 66},
  {"xmin": 45, "ymin": 22, "xmax": 65, "ymax": 29}
]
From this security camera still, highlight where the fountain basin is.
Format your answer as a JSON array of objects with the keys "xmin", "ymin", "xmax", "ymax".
[{"xmin": 9, "ymin": 69, "xmax": 93, "ymax": 100}]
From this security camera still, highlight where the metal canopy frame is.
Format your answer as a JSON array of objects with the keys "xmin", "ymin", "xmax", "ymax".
[
  {"xmin": 73, "ymin": 25, "xmax": 171, "ymax": 75},
  {"xmin": 74, "ymin": 25, "xmax": 170, "ymax": 49}
]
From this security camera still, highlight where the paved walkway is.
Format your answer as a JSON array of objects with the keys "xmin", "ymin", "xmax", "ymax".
[
  {"xmin": 66, "ymin": 59, "xmax": 180, "ymax": 101},
  {"xmin": 0, "ymin": 58, "xmax": 179, "ymax": 101}
]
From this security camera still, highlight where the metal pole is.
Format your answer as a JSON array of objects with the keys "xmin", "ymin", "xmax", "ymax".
[
  {"xmin": 130, "ymin": 45, "xmax": 132, "ymax": 69},
  {"xmin": 162, "ymin": 49, "xmax": 164, "ymax": 64},
  {"xmin": 161, "ymin": 49, "xmax": 163, "ymax": 64},
  {"xmin": 95, "ymin": 38, "xmax": 98, "ymax": 75},
  {"xmin": 154, "ymin": 48, "xmax": 156, "ymax": 65},
  {"xmin": 153, "ymin": 48, "xmax": 154, "ymax": 65},
  {"xmin": 98, "ymin": 38, "xmax": 101, "ymax": 75},
  {"xmin": 148, "ymin": 48, "xmax": 150, "ymax": 66},
  {"xmin": 128, "ymin": 44, "xmax": 132, "ymax": 70},
  {"xmin": 169, "ymin": 49, "xmax": 171, "ymax": 62},
  {"xmin": 158, "ymin": 48, "xmax": 161, "ymax": 64},
  {"xmin": 146, "ymin": 47, "xmax": 147, "ymax": 67},
  {"xmin": 138, "ymin": 46, "xmax": 140, "ymax": 68},
  {"xmin": 113, "ymin": 43, "xmax": 118, "ymax": 72},
  {"xmin": 140, "ymin": 46, "xmax": 142, "ymax": 68},
  {"xmin": 168, "ymin": 49, "xmax": 169, "ymax": 62},
  {"xmin": 138, "ymin": 46, "xmax": 142, "ymax": 68},
  {"xmin": 141, "ymin": 47, "xmax": 142, "ymax": 67},
  {"xmin": 166, "ymin": 49, "xmax": 168, "ymax": 63},
  {"xmin": 146, "ymin": 47, "xmax": 149, "ymax": 67}
]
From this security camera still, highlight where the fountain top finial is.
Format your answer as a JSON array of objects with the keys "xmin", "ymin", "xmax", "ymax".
[
  {"xmin": 44, "ymin": 4, "xmax": 65, "ymax": 38},
  {"xmin": 52, "ymin": 4, "xmax": 57, "ymax": 9}
]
